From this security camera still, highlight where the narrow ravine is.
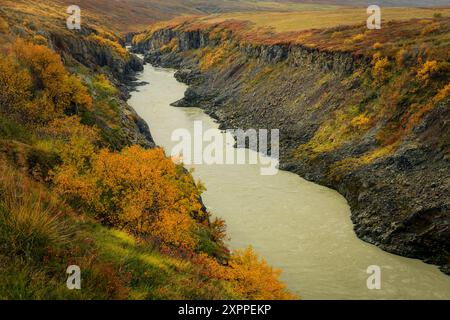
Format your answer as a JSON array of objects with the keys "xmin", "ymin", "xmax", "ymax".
[{"xmin": 128, "ymin": 63, "xmax": 450, "ymax": 300}]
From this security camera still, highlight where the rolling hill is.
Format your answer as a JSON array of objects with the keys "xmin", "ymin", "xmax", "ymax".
[{"xmin": 6, "ymin": 0, "xmax": 448, "ymax": 33}]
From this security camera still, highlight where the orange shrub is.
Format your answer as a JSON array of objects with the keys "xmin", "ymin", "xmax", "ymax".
[
  {"xmin": 351, "ymin": 114, "xmax": 371, "ymax": 129},
  {"xmin": 372, "ymin": 56, "xmax": 390, "ymax": 82},
  {"xmin": 193, "ymin": 247, "xmax": 296, "ymax": 300},
  {"xmin": 352, "ymin": 33, "xmax": 364, "ymax": 43},
  {"xmin": 53, "ymin": 146, "xmax": 204, "ymax": 250},
  {"xmin": 416, "ymin": 60, "xmax": 449, "ymax": 82},
  {"xmin": 200, "ymin": 47, "xmax": 227, "ymax": 71},
  {"xmin": 87, "ymin": 34, "xmax": 127, "ymax": 58},
  {"xmin": 421, "ymin": 22, "xmax": 441, "ymax": 36},
  {"xmin": 0, "ymin": 40, "xmax": 92, "ymax": 125},
  {"xmin": 0, "ymin": 55, "xmax": 32, "ymax": 118},
  {"xmin": 160, "ymin": 38, "xmax": 179, "ymax": 53},
  {"xmin": 227, "ymin": 247, "xmax": 296, "ymax": 300},
  {"xmin": 433, "ymin": 83, "xmax": 450, "ymax": 103},
  {"xmin": 372, "ymin": 42, "xmax": 383, "ymax": 50}
]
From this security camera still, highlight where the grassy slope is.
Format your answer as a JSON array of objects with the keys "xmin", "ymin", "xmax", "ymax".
[{"xmin": 0, "ymin": 164, "xmax": 236, "ymax": 299}]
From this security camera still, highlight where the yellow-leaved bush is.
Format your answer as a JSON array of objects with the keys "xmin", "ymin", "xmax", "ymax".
[
  {"xmin": 194, "ymin": 247, "xmax": 296, "ymax": 300},
  {"xmin": 53, "ymin": 143, "xmax": 204, "ymax": 250},
  {"xmin": 0, "ymin": 36, "xmax": 295, "ymax": 300},
  {"xmin": 0, "ymin": 40, "xmax": 92, "ymax": 125}
]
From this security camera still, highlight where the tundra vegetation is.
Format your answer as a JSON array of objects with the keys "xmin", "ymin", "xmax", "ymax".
[{"xmin": 0, "ymin": 0, "xmax": 295, "ymax": 299}]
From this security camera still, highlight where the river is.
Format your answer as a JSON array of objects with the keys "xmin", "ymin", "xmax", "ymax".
[{"xmin": 128, "ymin": 64, "xmax": 450, "ymax": 299}]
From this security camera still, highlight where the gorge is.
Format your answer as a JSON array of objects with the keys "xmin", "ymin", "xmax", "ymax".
[
  {"xmin": 127, "ymin": 61, "xmax": 450, "ymax": 299},
  {"xmin": 132, "ymin": 19, "xmax": 450, "ymax": 276}
]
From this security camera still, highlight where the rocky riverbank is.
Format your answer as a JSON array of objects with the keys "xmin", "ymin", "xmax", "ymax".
[{"xmin": 133, "ymin": 26, "xmax": 450, "ymax": 274}]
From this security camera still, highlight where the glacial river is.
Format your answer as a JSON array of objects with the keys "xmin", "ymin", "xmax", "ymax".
[{"xmin": 128, "ymin": 64, "xmax": 450, "ymax": 299}]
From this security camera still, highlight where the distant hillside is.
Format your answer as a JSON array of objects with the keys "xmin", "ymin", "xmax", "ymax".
[
  {"xmin": 27, "ymin": 1, "xmax": 448, "ymax": 33},
  {"xmin": 55, "ymin": 0, "xmax": 340, "ymax": 32},
  {"xmin": 288, "ymin": 0, "xmax": 450, "ymax": 7}
]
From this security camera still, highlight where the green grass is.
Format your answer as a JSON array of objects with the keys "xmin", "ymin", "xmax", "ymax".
[
  {"xmin": 0, "ymin": 117, "xmax": 32, "ymax": 143},
  {"xmin": 0, "ymin": 163, "xmax": 237, "ymax": 300}
]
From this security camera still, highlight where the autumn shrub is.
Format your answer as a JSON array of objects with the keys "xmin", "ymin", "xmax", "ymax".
[
  {"xmin": 344, "ymin": 33, "xmax": 364, "ymax": 45},
  {"xmin": 87, "ymin": 34, "xmax": 127, "ymax": 58},
  {"xmin": 372, "ymin": 55, "xmax": 391, "ymax": 83},
  {"xmin": 372, "ymin": 42, "xmax": 383, "ymax": 50},
  {"xmin": 433, "ymin": 83, "xmax": 450, "ymax": 103},
  {"xmin": 200, "ymin": 46, "xmax": 228, "ymax": 71},
  {"xmin": 416, "ymin": 60, "xmax": 450, "ymax": 82},
  {"xmin": 53, "ymin": 146, "xmax": 204, "ymax": 250},
  {"xmin": 0, "ymin": 16, "xmax": 9, "ymax": 34},
  {"xmin": 0, "ymin": 40, "xmax": 92, "ymax": 125},
  {"xmin": 421, "ymin": 22, "xmax": 441, "ymax": 36},
  {"xmin": 227, "ymin": 248, "xmax": 295, "ymax": 300},
  {"xmin": 13, "ymin": 40, "xmax": 75, "ymax": 110},
  {"xmin": 351, "ymin": 33, "xmax": 364, "ymax": 43},
  {"xmin": 193, "ymin": 247, "xmax": 296, "ymax": 300},
  {"xmin": 0, "ymin": 55, "xmax": 32, "ymax": 120},
  {"xmin": 160, "ymin": 38, "xmax": 179, "ymax": 53},
  {"xmin": 350, "ymin": 114, "xmax": 371, "ymax": 129}
]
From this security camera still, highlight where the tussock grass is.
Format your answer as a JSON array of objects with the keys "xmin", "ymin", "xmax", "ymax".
[{"xmin": 0, "ymin": 161, "xmax": 70, "ymax": 261}]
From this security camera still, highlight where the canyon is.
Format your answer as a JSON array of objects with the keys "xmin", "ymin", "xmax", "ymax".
[{"xmin": 132, "ymin": 19, "xmax": 450, "ymax": 274}]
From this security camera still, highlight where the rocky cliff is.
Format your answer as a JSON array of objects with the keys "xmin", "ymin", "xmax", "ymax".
[
  {"xmin": 1, "ymin": 3, "xmax": 154, "ymax": 149},
  {"xmin": 48, "ymin": 30, "xmax": 155, "ymax": 149},
  {"xmin": 134, "ymin": 25, "xmax": 450, "ymax": 274}
]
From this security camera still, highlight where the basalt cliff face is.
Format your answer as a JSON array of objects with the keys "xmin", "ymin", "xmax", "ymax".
[
  {"xmin": 49, "ymin": 30, "xmax": 155, "ymax": 149},
  {"xmin": 134, "ymin": 26, "xmax": 450, "ymax": 274}
]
